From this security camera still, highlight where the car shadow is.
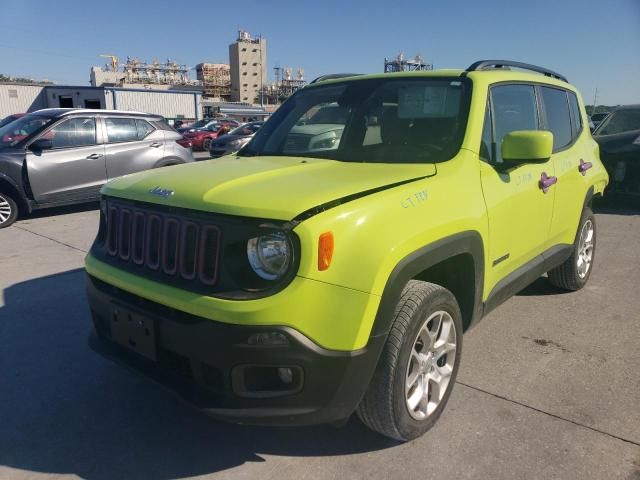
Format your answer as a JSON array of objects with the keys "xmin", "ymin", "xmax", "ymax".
[
  {"xmin": 0, "ymin": 269, "xmax": 397, "ymax": 480},
  {"xmin": 516, "ymin": 276, "xmax": 568, "ymax": 297},
  {"xmin": 24, "ymin": 201, "xmax": 100, "ymax": 220}
]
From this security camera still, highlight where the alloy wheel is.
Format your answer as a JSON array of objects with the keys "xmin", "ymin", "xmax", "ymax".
[
  {"xmin": 577, "ymin": 219, "xmax": 595, "ymax": 279},
  {"xmin": 405, "ymin": 310, "xmax": 457, "ymax": 420},
  {"xmin": 0, "ymin": 195, "xmax": 13, "ymax": 225}
]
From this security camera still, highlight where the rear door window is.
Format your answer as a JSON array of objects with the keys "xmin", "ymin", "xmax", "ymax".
[
  {"xmin": 105, "ymin": 118, "xmax": 139, "ymax": 143},
  {"xmin": 490, "ymin": 85, "xmax": 539, "ymax": 163},
  {"xmin": 539, "ymin": 86, "xmax": 572, "ymax": 150},
  {"xmin": 48, "ymin": 117, "xmax": 97, "ymax": 149}
]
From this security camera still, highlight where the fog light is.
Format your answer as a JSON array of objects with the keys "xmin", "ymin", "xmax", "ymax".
[
  {"xmin": 278, "ymin": 367, "xmax": 293, "ymax": 384},
  {"xmin": 247, "ymin": 331, "xmax": 289, "ymax": 346}
]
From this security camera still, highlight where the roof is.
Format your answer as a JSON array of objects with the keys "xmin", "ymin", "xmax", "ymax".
[
  {"xmin": 307, "ymin": 61, "xmax": 573, "ymax": 91},
  {"xmin": 30, "ymin": 108, "xmax": 162, "ymax": 118}
]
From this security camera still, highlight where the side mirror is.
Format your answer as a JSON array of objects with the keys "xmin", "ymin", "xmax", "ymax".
[
  {"xmin": 29, "ymin": 138, "xmax": 53, "ymax": 153},
  {"xmin": 501, "ymin": 130, "xmax": 553, "ymax": 164}
]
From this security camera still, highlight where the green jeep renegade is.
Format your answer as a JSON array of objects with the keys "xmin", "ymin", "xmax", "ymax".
[{"xmin": 85, "ymin": 60, "xmax": 608, "ymax": 441}]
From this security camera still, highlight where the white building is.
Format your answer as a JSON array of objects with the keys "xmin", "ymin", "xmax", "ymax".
[{"xmin": 0, "ymin": 83, "xmax": 203, "ymax": 122}]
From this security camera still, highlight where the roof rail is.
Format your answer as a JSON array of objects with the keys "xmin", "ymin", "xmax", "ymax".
[
  {"xmin": 466, "ymin": 60, "xmax": 568, "ymax": 83},
  {"xmin": 310, "ymin": 73, "xmax": 363, "ymax": 84}
]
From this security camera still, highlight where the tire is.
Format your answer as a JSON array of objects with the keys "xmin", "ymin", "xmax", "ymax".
[
  {"xmin": 202, "ymin": 138, "xmax": 212, "ymax": 151},
  {"xmin": 357, "ymin": 281, "xmax": 463, "ymax": 441},
  {"xmin": 0, "ymin": 192, "xmax": 18, "ymax": 229},
  {"xmin": 548, "ymin": 208, "xmax": 596, "ymax": 291}
]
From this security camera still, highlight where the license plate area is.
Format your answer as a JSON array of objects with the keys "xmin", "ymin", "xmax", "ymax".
[{"xmin": 111, "ymin": 304, "xmax": 157, "ymax": 361}]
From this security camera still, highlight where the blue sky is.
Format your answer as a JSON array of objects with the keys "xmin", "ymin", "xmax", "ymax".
[{"xmin": 1, "ymin": 0, "xmax": 638, "ymax": 105}]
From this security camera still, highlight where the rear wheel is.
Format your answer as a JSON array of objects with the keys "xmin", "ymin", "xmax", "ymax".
[
  {"xmin": 202, "ymin": 138, "xmax": 212, "ymax": 151},
  {"xmin": 357, "ymin": 281, "xmax": 463, "ymax": 441},
  {"xmin": 0, "ymin": 192, "xmax": 18, "ymax": 228},
  {"xmin": 548, "ymin": 208, "xmax": 596, "ymax": 291}
]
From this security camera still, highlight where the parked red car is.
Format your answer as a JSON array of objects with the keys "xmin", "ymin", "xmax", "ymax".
[{"xmin": 182, "ymin": 123, "xmax": 230, "ymax": 151}]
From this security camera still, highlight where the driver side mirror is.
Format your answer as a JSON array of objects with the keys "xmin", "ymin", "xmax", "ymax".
[
  {"xmin": 29, "ymin": 138, "xmax": 53, "ymax": 154},
  {"xmin": 501, "ymin": 130, "xmax": 553, "ymax": 165}
]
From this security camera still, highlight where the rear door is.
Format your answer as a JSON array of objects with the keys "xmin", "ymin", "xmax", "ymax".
[
  {"xmin": 102, "ymin": 117, "xmax": 165, "ymax": 179},
  {"xmin": 26, "ymin": 116, "xmax": 107, "ymax": 203},
  {"xmin": 479, "ymin": 84, "xmax": 556, "ymax": 288},
  {"xmin": 538, "ymin": 87, "xmax": 589, "ymax": 246}
]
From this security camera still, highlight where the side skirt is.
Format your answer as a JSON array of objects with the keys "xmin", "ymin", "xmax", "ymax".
[{"xmin": 482, "ymin": 244, "xmax": 573, "ymax": 317}]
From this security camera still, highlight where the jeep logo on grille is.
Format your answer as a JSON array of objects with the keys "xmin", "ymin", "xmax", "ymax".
[{"xmin": 149, "ymin": 186, "xmax": 174, "ymax": 199}]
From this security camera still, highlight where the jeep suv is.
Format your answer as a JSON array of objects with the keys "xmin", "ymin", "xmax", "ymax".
[
  {"xmin": 0, "ymin": 108, "xmax": 194, "ymax": 228},
  {"xmin": 85, "ymin": 61, "xmax": 608, "ymax": 441}
]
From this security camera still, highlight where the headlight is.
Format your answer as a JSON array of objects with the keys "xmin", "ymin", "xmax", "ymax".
[
  {"xmin": 247, "ymin": 232, "xmax": 292, "ymax": 280},
  {"xmin": 229, "ymin": 138, "xmax": 247, "ymax": 147}
]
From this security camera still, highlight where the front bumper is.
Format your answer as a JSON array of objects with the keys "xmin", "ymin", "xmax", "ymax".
[{"xmin": 87, "ymin": 274, "xmax": 385, "ymax": 425}]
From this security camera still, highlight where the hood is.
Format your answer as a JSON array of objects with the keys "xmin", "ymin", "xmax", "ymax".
[
  {"xmin": 290, "ymin": 124, "xmax": 344, "ymax": 136},
  {"xmin": 102, "ymin": 156, "xmax": 436, "ymax": 220},
  {"xmin": 213, "ymin": 134, "xmax": 249, "ymax": 146}
]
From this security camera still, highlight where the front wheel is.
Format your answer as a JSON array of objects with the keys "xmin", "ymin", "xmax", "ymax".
[
  {"xmin": 548, "ymin": 208, "xmax": 596, "ymax": 291},
  {"xmin": 0, "ymin": 192, "xmax": 18, "ymax": 228},
  {"xmin": 202, "ymin": 138, "xmax": 212, "ymax": 151},
  {"xmin": 357, "ymin": 281, "xmax": 463, "ymax": 441}
]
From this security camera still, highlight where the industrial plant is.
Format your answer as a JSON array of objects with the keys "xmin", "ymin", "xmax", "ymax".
[{"xmin": 1, "ymin": 30, "xmax": 436, "ymax": 123}]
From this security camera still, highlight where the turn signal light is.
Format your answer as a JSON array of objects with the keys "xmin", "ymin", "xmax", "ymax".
[{"xmin": 318, "ymin": 232, "xmax": 334, "ymax": 271}]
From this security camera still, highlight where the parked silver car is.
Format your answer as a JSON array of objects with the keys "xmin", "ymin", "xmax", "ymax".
[{"xmin": 0, "ymin": 108, "xmax": 194, "ymax": 228}]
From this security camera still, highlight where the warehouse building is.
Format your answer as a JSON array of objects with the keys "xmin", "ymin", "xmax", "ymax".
[{"xmin": 0, "ymin": 83, "xmax": 203, "ymax": 122}]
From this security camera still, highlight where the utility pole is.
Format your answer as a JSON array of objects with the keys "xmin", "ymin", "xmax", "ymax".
[{"xmin": 591, "ymin": 87, "xmax": 598, "ymax": 115}]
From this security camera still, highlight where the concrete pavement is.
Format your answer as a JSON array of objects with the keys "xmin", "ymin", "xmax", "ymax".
[{"xmin": 1, "ymin": 206, "xmax": 639, "ymax": 479}]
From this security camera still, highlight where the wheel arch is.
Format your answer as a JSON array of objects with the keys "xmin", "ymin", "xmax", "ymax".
[
  {"xmin": 153, "ymin": 157, "xmax": 186, "ymax": 168},
  {"xmin": 370, "ymin": 231, "xmax": 485, "ymax": 339},
  {"xmin": 0, "ymin": 173, "xmax": 30, "ymax": 215}
]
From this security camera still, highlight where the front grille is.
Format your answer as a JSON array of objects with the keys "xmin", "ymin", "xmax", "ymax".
[
  {"xmin": 284, "ymin": 134, "xmax": 310, "ymax": 152},
  {"xmin": 104, "ymin": 200, "xmax": 221, "ymax": 288}
]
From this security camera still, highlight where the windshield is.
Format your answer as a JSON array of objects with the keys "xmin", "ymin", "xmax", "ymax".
[
  {"xmin": 594, "ymin": 109, "xmax": 640, "ymax": 136},
  {"xmin": 240, "ymin": 77, "xmax": 471, "ymax": 163},
  {"xmin": 0, "ymin": 114, "xmax": 53, "ymax": 148},
  {"xmin": 229, "ymin": 122, "xmax": 263, "ymax": 136}
]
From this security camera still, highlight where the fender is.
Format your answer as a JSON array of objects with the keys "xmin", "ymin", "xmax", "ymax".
[
  {"xmin": 369, "ymin": 231, "xmax": 485, "ymax": 339},
  {"xmin": 0, "ymin": 171, "xmax": 31, "ymax": 213}
]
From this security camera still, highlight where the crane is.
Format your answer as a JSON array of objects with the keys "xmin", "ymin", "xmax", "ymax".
[{"xmin": 100, "ymin": 54, "xmax": 119, "ymax": 72}]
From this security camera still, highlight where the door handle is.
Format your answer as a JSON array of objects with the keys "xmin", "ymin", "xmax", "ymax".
[
  {"xmin": 150, "ymin": 142, "xmax": 162, "ymax": 148},
  {"xmin": 86, "ymin": 153, "xmax": 103, "ymax": 160},
  {"xmin": 578, "ymin": 159, "xmax": 593, "ymax": 176},
  {"xmin": 539, "ymin": 172, "xmax": 557, "ymax": 193}
]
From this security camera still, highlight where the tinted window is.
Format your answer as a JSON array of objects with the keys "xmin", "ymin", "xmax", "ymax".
[
  {"xmin": 49, "ymin": 117, "xmax": 96, "ymax": 149},
  {"xmin": 540, "ymin": 87, "xmax": 572, "ymax": 150},
  {"xmin": 136, "ymin": 119, "xmax": 155, "ymax": 139},
  {"xmin": 491, "ymin": 85, "xmax": 538, "ymax": 162},
  {"xmin": 568, "ymin": 92, "xmax": 582, "ymax": 138},
  {"xmin": 595, "ymin": 109, "xmax": 640, "ymax": 136}
]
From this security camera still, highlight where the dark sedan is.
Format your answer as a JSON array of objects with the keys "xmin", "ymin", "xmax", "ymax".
[
  {"xmin": 208, "ymin": 121, "xmax": 264, "ymax": 158},
  {"xmin": 593, "ymin": 105, "xmax": 640, "ymax": 206}
]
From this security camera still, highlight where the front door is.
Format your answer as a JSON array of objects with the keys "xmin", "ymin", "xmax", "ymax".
[
  {"xmin": 479, "ymin": 84, "xmax": 556, "ymax": 292},
  {"xmin": 26, "ymin": 116, "xmax": 107, "ymax": 203}
]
